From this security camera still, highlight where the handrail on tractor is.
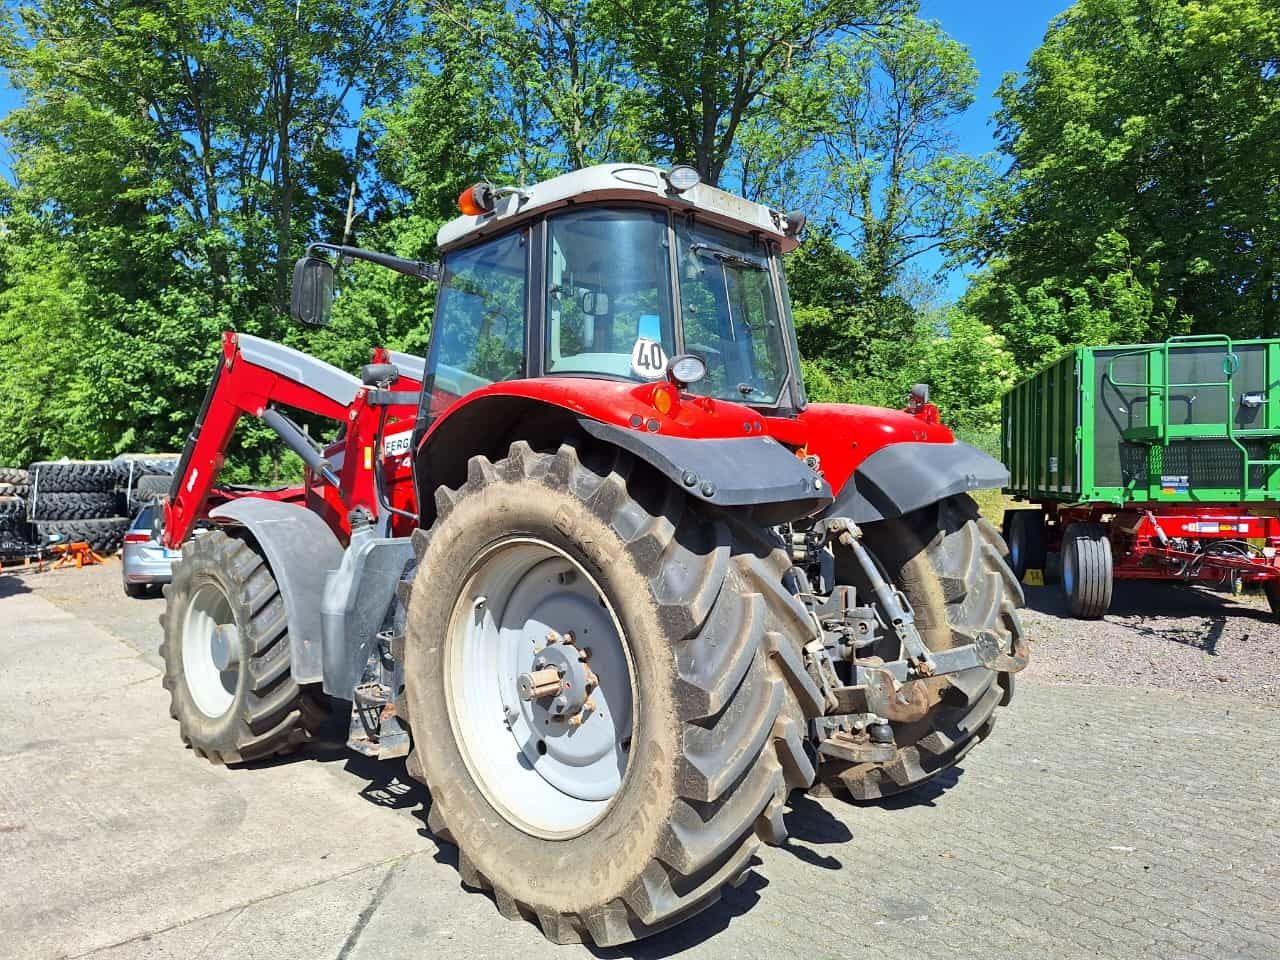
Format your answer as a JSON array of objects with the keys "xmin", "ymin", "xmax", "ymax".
[{"xmin": 1101, "ymin": 334, "xmax": 1272, "ymax": 497}]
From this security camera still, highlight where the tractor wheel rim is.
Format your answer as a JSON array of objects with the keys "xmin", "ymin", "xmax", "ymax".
[
  {"xmin": 182, "ymin": 581, "xmax": 241, "ymax": 718},
  {"xmin": 444, "ymin": 537, "xmax": 635, "ymax": 839}
]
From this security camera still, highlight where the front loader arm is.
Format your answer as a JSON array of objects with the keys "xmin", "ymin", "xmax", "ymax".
[{"xmin": 161, "ymin": 331, "xmax": 360, "ymax": 549}]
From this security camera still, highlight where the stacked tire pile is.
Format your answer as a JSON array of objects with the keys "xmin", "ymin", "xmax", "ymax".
[
  {"xmin": 29, "ymin": 461, "xmax": 132, "ymax": 555},
  {"xmin": 0, "ymin": 467, "xmax": 32, "ymax": 557}
]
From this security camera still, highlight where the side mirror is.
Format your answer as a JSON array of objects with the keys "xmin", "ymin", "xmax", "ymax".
[
  {"xmin": 290, "ymin": 256, "xmax": 335, "ymax": 326},
  {"xmin": 580, "ymin": 289, "xmax": 610, "ymax": 316}
]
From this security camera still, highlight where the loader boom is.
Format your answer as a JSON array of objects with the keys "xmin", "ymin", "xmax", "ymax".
[{"xmin": 162, "ymin": 331, "xmax": 422, "ymax": 549}]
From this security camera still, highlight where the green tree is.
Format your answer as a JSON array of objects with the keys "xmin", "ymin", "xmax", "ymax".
[
  {"xmin": 818, "ymin": 15, "xmax": 991, "ymax": 301},
  {"xmin": 971, "ymin": 0, "xmax": 1280, "ymax": 360},
  {"xmin": 0, "ymin": 0, "xmax": 415, "ymax": 466}
]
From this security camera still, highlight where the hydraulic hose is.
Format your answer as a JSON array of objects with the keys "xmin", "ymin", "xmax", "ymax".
[{"xmin": 260, "ymin": 407, "xmax": 341, "ymax": 488}]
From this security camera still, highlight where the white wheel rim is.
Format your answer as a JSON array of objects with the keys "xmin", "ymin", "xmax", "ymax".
[
  {"xmin": 443, "ymin": 538, "xmax": 635, "ymax": 838},
  {"xmin": 182, "ymin": 582, "xmax": 240, "ymax": 718}
]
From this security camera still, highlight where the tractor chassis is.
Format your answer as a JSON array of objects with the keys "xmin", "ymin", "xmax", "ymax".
[{"xmin": 782, "ymin": 516, "xmax": 1028, "ymax": 768}]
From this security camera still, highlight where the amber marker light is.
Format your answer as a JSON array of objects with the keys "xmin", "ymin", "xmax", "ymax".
[
  {"xmin": 458, "ymin": 182, "xmax": 496, "ymax": 216},
  {"xmin": 651, "ymin": 382, "xmax": 677, "ymax": 416}
]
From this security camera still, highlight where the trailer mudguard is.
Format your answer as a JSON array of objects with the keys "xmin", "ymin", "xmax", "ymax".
[
  {"xmin": 824, "ymin": 440, "xmax": 1009, "ymax": 524},
  {"xmin": 208, "ymin": 497, "xmax": 345, "ymax": 684},
  {"xmin": 580, "ymin": 419, "xmax": 832, "ymax": 523}
]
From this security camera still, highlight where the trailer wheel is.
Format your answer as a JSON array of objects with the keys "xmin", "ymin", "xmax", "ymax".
[
  {"xmin": 160, "ymin": 528, "xmax": 324, "ymax": 763},
  {"xmin": 1264, "ymin": 582, "xmax": 1280, "ymax": 619},
  {"xmin": 817, "ymin": 494, "xmax": 1026, "ymax": 802},
  {"xmin": 402, "ymin": 441, "xmax": 822, "ymax": 947},
  {"xmin": 1003, "ymin": 509, "xmax": 1047, "ymax": 582},
  {"xmin": 1062, "ymin": 522, "xmax": 1113, "ymax": 619}
]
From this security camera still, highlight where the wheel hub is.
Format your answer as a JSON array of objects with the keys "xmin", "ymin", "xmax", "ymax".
[
  {"xmin": 445, "ymin": 538, "xmax": 635, "ymax": 837},
  {"xmin": 518, "ymin": 632, "xmax": 598, "ymax": 720},
  {"xmin": 181, "ymin": 581, "xmax": 240, "ymax": 719}
]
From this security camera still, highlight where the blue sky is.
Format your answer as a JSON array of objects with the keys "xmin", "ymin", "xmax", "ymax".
[
  {"xmin": 920, "ymin": 0, "xmax": 1071, "ymax": 299},
  {"xmin": 0, "ymin": 1, "xmax": 1069, "ymax": 299}
]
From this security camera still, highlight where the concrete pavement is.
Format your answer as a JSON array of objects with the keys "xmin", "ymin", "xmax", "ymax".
[{"xmin": 1, "ymin": 570, "xmax": 1276, "ymax": 960}]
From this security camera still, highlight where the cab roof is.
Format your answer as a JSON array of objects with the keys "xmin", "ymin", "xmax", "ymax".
[{"xmin": 436, "ymin": 163, "xmax": 800, "ymax": 254}]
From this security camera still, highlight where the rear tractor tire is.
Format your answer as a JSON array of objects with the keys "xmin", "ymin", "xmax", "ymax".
[
  {"xmin": 816, "ymin": 495, "xmax": 1026, "ymax": 802},
  {"xmin": 1062, "ymin": 522, "xmax": 1113, "ymax": 619},
  {"xmin": 160, "ymin": 529, "xmax": 324, "ymax": 763},
  {"xmin": 402, "ymin": 441, "xmax": 824, "ymax": 947}
]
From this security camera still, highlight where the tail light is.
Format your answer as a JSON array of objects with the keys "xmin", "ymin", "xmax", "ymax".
[{"xmin": 124, "ymin": 532, "xmax": 152, "ymax": 544}]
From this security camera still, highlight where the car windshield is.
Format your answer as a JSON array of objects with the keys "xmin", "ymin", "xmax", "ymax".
[
  {"xmin": 543, "ymin": 207, "xmax": 792, "ymax": 404},
  {"xmin": 132, "ymin": 505, "xmax": 154, "ymax": 530}
]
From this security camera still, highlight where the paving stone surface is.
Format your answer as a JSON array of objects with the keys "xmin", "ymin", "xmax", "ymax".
[{"xmin": 2, "ymin": 564, "xmax": 1275, "ymax": 960}]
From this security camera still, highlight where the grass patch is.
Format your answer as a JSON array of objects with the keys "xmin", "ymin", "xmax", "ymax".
[{"xmin": 970, "ymin": 487, "xmax": 1009, "ymax": 527}]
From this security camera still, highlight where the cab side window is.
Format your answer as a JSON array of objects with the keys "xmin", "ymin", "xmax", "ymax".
[{"xmin": 428, "ymin": 229, "xmax": 528, "ymax": 411}]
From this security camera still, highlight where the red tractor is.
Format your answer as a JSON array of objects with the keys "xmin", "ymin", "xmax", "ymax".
[{"xmin": 158, "ymin": 164, "xmax": 1027, "ymax": 946}]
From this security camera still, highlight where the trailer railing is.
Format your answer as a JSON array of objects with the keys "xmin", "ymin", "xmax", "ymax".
[{"xmin": 1103, "ymin": 334, "xmax": 1280, "ymax": 498}]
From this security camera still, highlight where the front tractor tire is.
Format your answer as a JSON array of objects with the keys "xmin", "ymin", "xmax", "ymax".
[
  {"xmin": 818, "ymin": 495, "xmax": 1027, "ymax": 802},
  {"xmin": 160, "ymin": 529, "xmax": 323, "ymax": 764},
  {"xmin": 402, "ymin": 442, "xmax": 823, "ymax": 947}
]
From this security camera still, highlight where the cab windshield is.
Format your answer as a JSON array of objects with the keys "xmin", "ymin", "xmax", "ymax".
[{"xmin": 544, "ymin": 207, "xmax": 792, "ymax": 404}]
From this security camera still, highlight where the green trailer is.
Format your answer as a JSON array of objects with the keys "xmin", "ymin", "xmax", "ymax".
[{"xmin": 999, "ymin": 334, "xmax": 1280, "ymax": 619}]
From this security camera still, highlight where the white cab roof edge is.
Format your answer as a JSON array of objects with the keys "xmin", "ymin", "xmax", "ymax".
[{"xmin": 436, "ymin": 163, "xmax": 799, "ymax": 254}]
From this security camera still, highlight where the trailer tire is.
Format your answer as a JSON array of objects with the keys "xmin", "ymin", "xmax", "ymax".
[
  {"xmin": 1264, "ymin": 582, "xmax": 1280, "ymax": 619},
  {"xmin": 1003, "ymin": 509, "xmax": 1047, "ymax": 582},
  {"xmin": 31, "ymin": 491, "xmax": 118, "ymax": 521},
  {"xmin": 402, "ymin": 441, "xmax": 822, "ymax": 947},
  {"xmin": 817, "ymin": 494, "xmax": 1026, "ymax": 802},
  {"xmin": 160, "ymin": 528, "xmax": 325, "ymax": 764},
  {"xmin": 35, "ymin": 517, "xmax": 129, "ymax": 555},
  {"xmin": 1062, "ymin": 522, "xmax": 1112, "ymax": 619}
]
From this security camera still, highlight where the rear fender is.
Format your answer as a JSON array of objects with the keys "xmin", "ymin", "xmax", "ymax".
[
  {"xmin": 822, "ymin": 440, "xmax": 1008, "ymax": 523},
  {"xmin": 790, "ymin": 402, "xmax": 1007, "ymax": 523},
  {"xmin": 414, "ymin": 386, "xmax": 832, "ymax": 525},
  {"xmin": 208, "ymin": 498, "xmax": 344, "ymax": 684}
]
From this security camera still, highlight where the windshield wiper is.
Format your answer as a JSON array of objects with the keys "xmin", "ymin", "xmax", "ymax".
[{"xmin": 690, "ymin": 242, "xmax": 766, "ymax": 271}]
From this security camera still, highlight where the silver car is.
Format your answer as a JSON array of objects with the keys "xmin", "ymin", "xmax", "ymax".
[{"xmin": 121, "ymin": 504, "xmax": 178, "ymax": 597}]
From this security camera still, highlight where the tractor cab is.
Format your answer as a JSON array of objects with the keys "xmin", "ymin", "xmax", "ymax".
[{"xmin": 424, "ymin": 164, "xmax": 809, "ymax": 418}]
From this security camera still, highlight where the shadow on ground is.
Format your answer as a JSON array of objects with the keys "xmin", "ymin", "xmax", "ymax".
[{"xmin": 0, "ymin": 574, "xmax": 32, "ymax": 599}]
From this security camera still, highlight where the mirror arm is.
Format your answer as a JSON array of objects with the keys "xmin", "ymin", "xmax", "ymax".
[{"xmin": 306, "ymin": 243, "xmax": 438, "ymax": 281}]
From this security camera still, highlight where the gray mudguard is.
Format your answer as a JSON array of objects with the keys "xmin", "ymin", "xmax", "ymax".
[
  {"xmin": 320, "ymin": 529, "xmax": 415, "ymax": 698},
  {"xmin": 824, "ymin": 440, "xmax": 1009, "ymax": 523},
  {"xmin": 580, "ymin": 418, "xmax": 832, "ymax": 524},
  {"xmin": 208, "ymin": 498, "xmax": 345, "ymax": 684}
]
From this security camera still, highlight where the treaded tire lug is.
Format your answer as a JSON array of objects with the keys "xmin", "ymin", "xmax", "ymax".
[
  {"xmin": 159, "ymin": 529, "xmax": 325, "ymax": 763},
  {"xmin": 401, "ymin": 440, "xmax": 821, "ymax": 947}
]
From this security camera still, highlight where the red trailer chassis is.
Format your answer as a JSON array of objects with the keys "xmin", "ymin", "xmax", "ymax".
[{"xmin": 1045, "ymin": 502, "xmax": 1280, "ymax": 584}]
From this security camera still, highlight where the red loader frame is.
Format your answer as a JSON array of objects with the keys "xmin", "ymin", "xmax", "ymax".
[{"xmin": 161, "ymin": 331, "xmax": 422, "ymax": 550}]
